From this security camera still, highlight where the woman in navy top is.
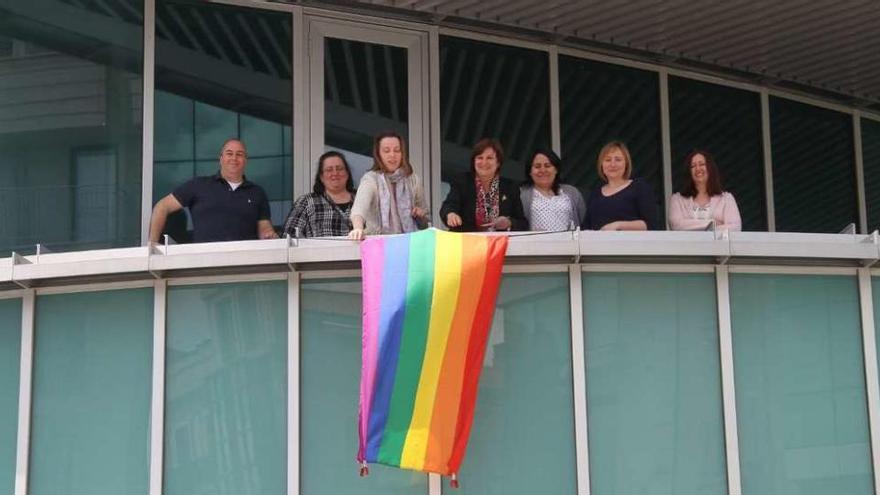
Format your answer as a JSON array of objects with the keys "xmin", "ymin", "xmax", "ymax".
[{"xmin": 583, "ymin": 141, "xmax": 658, "ymax": 230}]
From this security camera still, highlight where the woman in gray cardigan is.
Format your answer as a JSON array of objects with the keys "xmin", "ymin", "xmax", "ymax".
[
  {"xmin": 520, "ymin": 149, "xmax": 586, "ymax": 231},
  {"xmin": 348, "ymin": 132, "xmax": 427, "ymax": 240}
]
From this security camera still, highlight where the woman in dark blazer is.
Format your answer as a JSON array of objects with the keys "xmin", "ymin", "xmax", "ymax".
[{"xmin": 440, "ymin": 138, "xmax": 528, "ymax": 232}]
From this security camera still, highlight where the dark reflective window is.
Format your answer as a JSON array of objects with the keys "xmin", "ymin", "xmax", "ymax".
[
  {"xmin": 560, "ymin": 57, "xmax": 663, "ymax": 216},
  {"xmin": 863, "ymin": 118, "xmax": 880, "ymax": 231},
  {"xmin": 0, "ymin": 1, "xmax": 143, "ymax": 254},
  {"xmin": 670, "ymin": 77, "xmax": 766, "ymax": 231},
  {"xmin": 153, "ymin": 0, "xmax": 291, "ymax": 242},
  {"xmin": 770, "ymin": 98, "xmax": 855, "ymax": 233},
  {"xmin": 324, "ymin": 38, "xmax": 407, "ymax": 184},
  {"xmin": 440, "ymin": 36, "xmax": 551, "ymax": 186}
]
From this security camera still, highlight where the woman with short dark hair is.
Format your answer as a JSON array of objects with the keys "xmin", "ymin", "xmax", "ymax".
[
  {"xmin": 440, "ymin": 138, "xmax": 527, "ymax": 232},
  {"xmin": 520, "ymin": 149, "xmax": 585, "ymax": 231}
]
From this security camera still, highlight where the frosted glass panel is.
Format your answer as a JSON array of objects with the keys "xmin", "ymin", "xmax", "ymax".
[
  {"xmin": 164, "ymin": 281, "xmax": 286, "ymax": 495},
  {"xmin": 583, "ymin": 273, "xmax": 727, "ymax": 495},
  {"xmin": 29, "ymin": 289, "xmax": 153, "ymax": 495},
  {"xmin": 730, "ymin": 274, "xmax": 872, "ymax": 495},
  {"xmin": 0, "ymin": 299, "xmax": 22, "ymax": 495},
  {"xmin": 458, "ymin": 273, "xmax": 576, "ymax": 494},
  {"xmin": 301, "ymin": 278, "xmax": 426, "ymax": 495}
]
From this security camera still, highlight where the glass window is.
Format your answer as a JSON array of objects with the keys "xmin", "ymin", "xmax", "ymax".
[
  {"xmin": 29, "ymin": 289, "xmax": 153, "ymax": 495},
  {"xmin": 164, "ymin": 281, "xmax": 286, "ymax": 495},
  {"xmin": 154, "ymin": 0, "xmax": 292, "ymax": 241},
  {"xmin": 770, "ymin": 98, "xmax": 856, "ymax": 233},
  {"xmin": 583, "ymin": 273, "xmax": 727, "ymax": 495},
  {"xmin": 301, "ymin": 278, "xmax": 426, "ymax": 495},
  {"xmin": 324, "ymin": 38, "xmax": 408, "ymax": 184},
  {"xmin": 670, "ymin": 77, "xmax": 766, "ymax": 231},
  {"xmin": 560, "ymin": 56, "xmax": 663, "ymax": 213},
  {"xmin": 0, "ymin": 1, "xmax": 143, "ymax": 254},
  {"xmin": 440, "ymin": 37, "xmax": 551, "ymax": 189},
  {"xmin": 0, "ymin": 298, "xmax": 22, "ymax": 495},
  {"xmin": 862, "ymin": 118, "xmax": 880, "ymax": 231},
  {"xmin": 458, "ymin": 273, "xmax": 576, "ymax": 493},
  {"xmin": 730, "ymin": 274, "xmax": 872, "ymax": 494}
]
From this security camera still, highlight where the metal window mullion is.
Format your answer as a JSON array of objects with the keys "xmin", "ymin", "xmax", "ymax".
[
  {"xmin": 429, "ymin": 27, "xmax": 442, "ymax": 229},
  {"xmin": 568, "ymin": 265, "xmax": 591, "ymax": 495},
  {"xmin": 855, "ymin": 113, "xmax": 868, "ymax": 234},
  {"xmin": 428, "ymin": 473, "xmax": 441, "ymax": 495},
  {"xmin": 141, "ymin": 0, "xmax": 156, "ymax": 246},
  {"xmin": 148, "ymin": 279, "xmax": 167, "ymax": 495},
  {"xmin": 287, "ymin": 272, "xmax": 300, "ymax": 495},
  {"xmin": 549, "ymin": 45, "xmax": 561, "ymax": 155},
  {"xmin": 857, "ymin": 268, "xmax": 880, "ymax": 495},
  {"xmin": 660, "ymin": 70, "xmax": 672, "ymax": 228},
  {"xmin": 13, "ymin": 290, "xmax": 35, "ymax": 495},
  {"xmin": 292, "ymin": 7, "xmax": 307, "ymax": 200},
  {"xmin": 307, "ymin": 20, "xmax": 325, "ymax": 190},
  {"xmin": 715, "ymin": 266, "xmax": 742, "ymax": 495},
  {"xmin": 761, "ymin": 91, "xmax": 776, "ymax": 232}
]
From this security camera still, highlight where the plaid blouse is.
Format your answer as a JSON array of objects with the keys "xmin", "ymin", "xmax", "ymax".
[{"xmin": 283, "ymin": 192, "xmax": 353, "ymax": 238}]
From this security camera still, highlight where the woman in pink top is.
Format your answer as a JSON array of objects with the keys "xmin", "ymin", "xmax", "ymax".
[{"xmin": 668, "ymin": 150, "xmax": 742, "ymax": 231}]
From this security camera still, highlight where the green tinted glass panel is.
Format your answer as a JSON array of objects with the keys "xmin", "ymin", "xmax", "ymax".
[
  {"xmin": 862, "ymin": 118, "xmax": 880, "ymax": 231},
  {"xmin": 0, "ymin": 299, "xmax": 22, "ymax": 495},
  {"xmin": 730, "ymin": 274, "xmax": 872, "ymax": 494},
  {"xmin": 560, "ymin": 56, "xmax": 663, "ymax": 212},
  {"xmin": 29, "ymin": 289, "xmax": 153, "ymax": 495},
  {"xmin": 583, "ymin": 273, "xmax": 727, "ymax": 495},
  {"xmin": 164, "ymin": 281, "xmax": 286, "ymax": 495},
  {"xmin": 0, "ymin": 1, "xmax": 143, "ymax": 255},
  {"xmin": 872, "ymin": 278, "xmax": 880, "ymax": 413},
  {"xmin": 154, "ymin": 0, "xmax": 293, "ymax": 240},
  {"xmin": 670, "ymin": 77, "xmax": 765, "ymax": 231},
  {"xmin": 301, "ymin": 278, "xmax": 427, "ymax": 494},
  {"xmin": 770, "ymin": 98, "xmax": 856, "ymax": 233},
  {"xmin": 458, "ymin": 273, "xmax": 576, "ymax": 494},
  {"xmin": 440, "ymin": 36, "xmax": 551, "ymax": 185}
]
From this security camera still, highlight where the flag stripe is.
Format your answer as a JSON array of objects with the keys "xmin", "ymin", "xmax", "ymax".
[
  {"xmin": 377, "ymin": 230, "xmax": 436, "ymax": 465},
  {"xmin": 447, "ymin": 236, "xmax": 507, "ymax": 473},
  {"xmin": 400, "ymin": 230, "xmax": 463, "ymax": 469},
  {"xmin": 365, "ymin": 235, "xmax": 410, "ymax": 460},
  {"xmin": 422, "ymin": 234, "xmax": 488, "ymax": 473},
  {"xmin": 358, "ymin": 237, "xmax": 385, "ymax": 461}
]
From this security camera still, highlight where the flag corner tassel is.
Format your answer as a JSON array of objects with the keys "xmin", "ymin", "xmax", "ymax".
[
  {"xmin": 449, "ymin": 473, "xmax": 460, "ymax": 489},
  {"xmin": 359, "ymin": 461, "xmax": 369, "ymax": 477}
]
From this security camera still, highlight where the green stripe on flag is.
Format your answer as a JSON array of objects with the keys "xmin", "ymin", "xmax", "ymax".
[{"xmin": 377, "ymin": 229, "xmax": 436, "ymax": 465}]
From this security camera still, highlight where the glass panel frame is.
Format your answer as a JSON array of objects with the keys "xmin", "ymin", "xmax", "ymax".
[
  {"xmin": 307, "ymin": 19, "xmax": 430, "ymax": 206},
  {"xmin": 730, "ymin": 273, "xmax": 873, "ymax": 495},
  {"xmin": 583, "ymin": 272, "xmax": 728, "ymax": 495},
  {"xmin": 28, "ymin": 288, "xmax": 153, "ymax": 495}
]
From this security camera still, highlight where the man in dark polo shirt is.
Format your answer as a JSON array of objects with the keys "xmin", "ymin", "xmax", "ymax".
[{"xmin": 149, "ymin": 139, "xmax": 278, "ymax": 243}]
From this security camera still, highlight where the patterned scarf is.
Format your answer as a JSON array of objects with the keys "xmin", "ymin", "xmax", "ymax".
[
  {"xmin": 377, "ymin": 169, "xmax": 416, "ymax": 234},
  {"xmin": 474, "ymin": 175, "xmax": 500, "ymax": 231}
]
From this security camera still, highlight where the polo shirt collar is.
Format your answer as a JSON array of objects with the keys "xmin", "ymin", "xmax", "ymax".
[{"xmin": 212, "ymin": 172, "xmax": 253, "ymax": 188}]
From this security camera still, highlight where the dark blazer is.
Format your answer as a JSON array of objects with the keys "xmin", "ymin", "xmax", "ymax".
[{"xmin": 440, "ymin": 172, "xmax": 528, "ymax": 232}]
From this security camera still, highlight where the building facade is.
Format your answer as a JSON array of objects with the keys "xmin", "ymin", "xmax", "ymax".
[{"xmin": 2, "ymin": 1, "xmax": 880, "ymax": 495}]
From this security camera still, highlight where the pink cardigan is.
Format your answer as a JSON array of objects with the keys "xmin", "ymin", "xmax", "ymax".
[{"xmin": 668, "ymin": 192, "xmax": 742, "ymax": 231}]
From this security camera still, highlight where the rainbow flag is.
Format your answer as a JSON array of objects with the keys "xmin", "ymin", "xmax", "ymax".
[{"xmin": 358, "ymin": 228, "xmax": 508, "ymax": 477}]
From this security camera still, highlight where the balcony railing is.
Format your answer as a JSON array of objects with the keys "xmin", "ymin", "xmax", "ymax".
[{"xmin": 2, "ymin": 229, "xmax": 879, "ymax": 290}]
